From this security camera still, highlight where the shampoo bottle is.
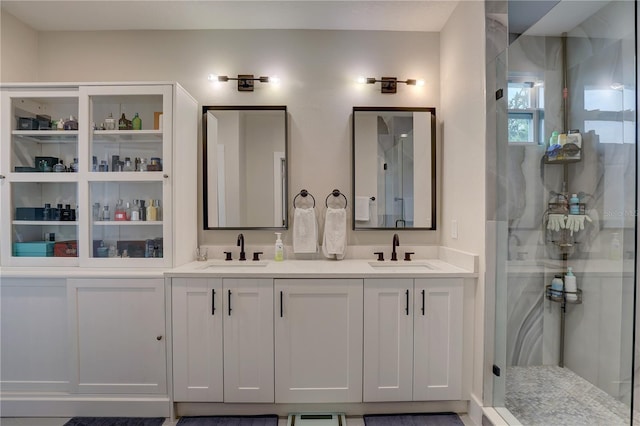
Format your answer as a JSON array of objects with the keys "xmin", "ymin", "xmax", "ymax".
[
  {"xmin": 274, "ymin": 232, "xmax": 284, "ymax": 261},
  {"xmin": 564, "ymin": 267, "xmax": 577, "ymax": 302},
  {"xmin": 550, "ymin": 274, "xmax": 564, "ymax": 299},
  {"xmin": 569, "ymin": 194, "xmax": 580, "ymax": 215}
]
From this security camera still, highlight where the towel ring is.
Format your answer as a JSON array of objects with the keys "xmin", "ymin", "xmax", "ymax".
[
  {"xmin": 294, "ymin": 189, "xmax": 316, "ymax": 208},
  {"xmin": 325, "ymin": 189, "xmax": 348, "ymax": 208}
]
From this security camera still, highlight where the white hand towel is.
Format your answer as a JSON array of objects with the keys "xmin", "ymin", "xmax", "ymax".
[
  {"xmin": 293, "ymin": 207, "xmax": 318, "ymax": 253},
  {"xmin": 322, "ymin": 207, "xmax": 347, "ymax": 260},
  {"xmin": 355, "ymin": 196, "xmax": 370, "ymax": 221}
]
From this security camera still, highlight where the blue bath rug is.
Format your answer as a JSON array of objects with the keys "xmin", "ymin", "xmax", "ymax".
[
  {"xmin": 363, "ymin": 412, "xmax": 464, "ymax": 426},
  {"xmin": 64, "ymin": 418, "xmax": 165, "ymax": 426},
  {"xmin": 177, "ymin": 415, "xmax": 278, "ymax": 426}
]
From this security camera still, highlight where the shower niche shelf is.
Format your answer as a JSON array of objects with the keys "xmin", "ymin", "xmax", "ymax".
[{"xmin": 545, "ymin": 285, "xmax": 582, "ymax": 304}]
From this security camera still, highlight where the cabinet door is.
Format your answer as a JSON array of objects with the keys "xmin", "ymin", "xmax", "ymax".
[
  {"xmin": 80, "ymin": 85, "xmax": 173, "ymax": 267},
  {"xmin": 0, "ymin": 278, "xmax": 69, "ymax": 392},
  {"xmin": 1, "ymin": 89, "xmax": 80, "ymax": 267},
  {"xmin": 274, "ymin": 278, "xmax": 363, "ymax": 403},
  {"xmin": 413, "ymin": 278, "xmax": 463, "ymax": 400},
  {"xmin": 172, "ymin": 277, "xmax": 223, "ymax": 402},
  {"xmin": 223, "ymin": 278, "xmax": 274, "ymax": 402},
  {"xmin": 67, "ymin": 278, "xmax": 166, "ymax": 394},
  {"xmin": 363, "ymin": 278, "xmax": 413, "ymax": 402}
]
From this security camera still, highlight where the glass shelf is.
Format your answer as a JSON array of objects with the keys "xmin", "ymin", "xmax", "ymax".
[
  {"xmin": 13, "ymin": 221, "xmax": 77, "ymax": 225},
  {"xmin": 12, "ymin": 130, "xmax": 79, "ymax": 143},
  {"xmin": 92, "ymin": 130, "xmax": 163, "ymax": 143}
]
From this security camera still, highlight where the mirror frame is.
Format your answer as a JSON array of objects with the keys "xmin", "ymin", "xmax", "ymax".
[
  {"xmin": 202, "ymin": 105, "xmax": 289, "ymax": 230},
  {"xmin": 351, "ymin": 106, "xmax": 437, "ymax": 231}
]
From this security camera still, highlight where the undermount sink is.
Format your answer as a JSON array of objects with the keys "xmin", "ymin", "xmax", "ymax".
[
  {"xmin": 203, "ymin": 261, "xmax": 269, "ymax": 269},
  {"xmin": 368, "ymin": 261, "xmax": 434, "ymax": 271}
]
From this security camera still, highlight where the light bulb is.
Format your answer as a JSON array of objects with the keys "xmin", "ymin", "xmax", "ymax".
[
  {"xmin": 270, "ymin": 75, "xmax": 281, "ymax": 84},
  {"xmin": 416, "ymin": 79, "xmax": 425, "ymax": 87},
  {"xmin": 356, "ymin": 76, "xmax": 367, "ymax": 84},
  {"xmin": 207, "ymin": 74, "xmax": 216, "ymax": 81}
]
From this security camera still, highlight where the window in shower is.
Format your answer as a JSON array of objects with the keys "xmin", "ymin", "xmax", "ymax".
[{"xmin": 508, "ymin": 79, "xmax": 545, "ymax": 144}]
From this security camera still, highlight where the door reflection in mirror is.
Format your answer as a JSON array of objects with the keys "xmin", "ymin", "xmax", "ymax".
[
  {"xmin": 203, "ymin": 106, "xmax": 288, "ymax": 229},
  {"xmin": 352, "ymin": 107, "xmax": 436, "ymax": 230}
]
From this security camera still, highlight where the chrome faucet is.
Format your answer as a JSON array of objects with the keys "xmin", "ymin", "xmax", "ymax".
[
  {"xmin": 237, "ymin": 233, "xmax": 246, "ymax": 261},
  {"xmin": 391, "ymin": 233, "xmax": 400, "ymax": 261}
]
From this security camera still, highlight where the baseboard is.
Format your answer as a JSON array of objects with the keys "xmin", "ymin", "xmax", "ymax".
[
  {"xmin": 0, "ymin": 393, "xmax": 171, "ymax": 417},
  {"xmin": 468, "ymin": 393, "xmax": 483, "ymax": 425},
  {"xmin": 175, "ymin": 400, "xmax": 468, "ymax": 417}
]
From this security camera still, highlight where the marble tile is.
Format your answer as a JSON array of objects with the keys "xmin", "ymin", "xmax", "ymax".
[{"xmin": 505, "ymin": 365, "xmax": 631, "ymax": 426}]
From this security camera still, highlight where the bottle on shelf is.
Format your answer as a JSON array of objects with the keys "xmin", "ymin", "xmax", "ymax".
[
  {"xmin": 101, "ymin": 205, "xmax": 110, "ymax": 221},
  {"xmin": 123, "ymin": 157, "xmax": 135, "ymax": 171},
  {"xmin": 569, "ymin": 193, "xmax": 580, "ymax": 215},
  {"xmin": 139, "ymin": 158, "xmax": 147, "ymax": 172},
  {"xmin": 92, "ymin": 203, "xmax": 101, "ymax": 221},
  {"xmin": 146, "ymin": 199, "xmax": 158, "ymax": 221},
  {"xmin": 54, "ymin": 204, "xmax": 63, "ymax": 221},
  {"xmin": 114, "ymin": 199, "xmax": 127, "ymax": 221},
  {"xmin": 550, "ymin": 274, "xmax": 564, "ymax": 299},
  {"xmin": 131, "ymin": 200, "xmax": 140, "ymax": 221},
  {"xmin": 132, "ymin": 112, "xmax": 142, "ymax": 130},
  {"xmin": 43, "ymin": 203, "xmax": 51, "ymax": 221},
  {"xmin": 125, "ymin": 202, "xmax": 132, "ymax": 220},
  {"xmin": 71, "ymin": 158, "xmax": 79, "ymax": 173},
  {"xmin": 108, "ymin": 245, "xmax": 117, "ymax": 258},
  {"xmin": 104, "ymin": 113, "xmax": 116, "ymax": 130},
  {"xmin": 118, "ymin": 113, "xmax": 131, "ymax": 130},
  {"xmin": 564, "ymin": 267, "xmax": 577, "ymax": 302}
]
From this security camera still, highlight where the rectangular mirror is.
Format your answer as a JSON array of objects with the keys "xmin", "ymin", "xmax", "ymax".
[
  {"xmin": 203, "ymin": 106, "xmax": 288, "ymax": 229},
  {"xmin": 352, "ymin": 107, "xmax": 436, "ymax": 230}
]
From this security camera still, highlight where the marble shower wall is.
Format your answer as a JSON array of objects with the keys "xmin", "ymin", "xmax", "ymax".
[{"xmin": 505, "ymin": 0, "xmax": 635, "ymax": 405}]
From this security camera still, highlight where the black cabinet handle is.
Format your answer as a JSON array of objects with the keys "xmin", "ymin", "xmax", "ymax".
[
  {"xmin": 421, "ymin": 289, "xmax": 425, "ymax": 315},
  {"xmin": 280, "ymin": 291, "xmax": 283, "ymax": 317},
  {"xmin": 228, "ymin": 290, "xmax": 232, "ymax": 316},
  {"xmin": 405, "ymin": 289, "xmax": 410, "ymax": 315},
  {"xmin": 212, "ymin": 289, "xmax": 216, "ymax": 315}
]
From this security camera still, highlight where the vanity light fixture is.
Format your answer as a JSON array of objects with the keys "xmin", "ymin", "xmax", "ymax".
[
  {"xmin": 359, "ymin": 76, "xmax": 425, "ymax": 93},
  {"xmin": 207, "ymin": 74, "xmax": 275, "ymax": 92}
]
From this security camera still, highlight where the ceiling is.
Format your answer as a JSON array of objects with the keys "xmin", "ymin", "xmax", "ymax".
[{"xmin": 1, "ymin": 1, "xmax": 464, "ymax": 33}]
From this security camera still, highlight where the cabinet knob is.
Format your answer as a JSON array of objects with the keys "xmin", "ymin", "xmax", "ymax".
[
  {"xmin": 156, "ymin": 335, "xmax": 163, "ymax": 341},
  {"xmin": 0, "ymin": 174, "xmax": 5, "ymax": 179},
  {"xmin": 163, "ymin": 174, "xmax": 169, "ymax": 178}
]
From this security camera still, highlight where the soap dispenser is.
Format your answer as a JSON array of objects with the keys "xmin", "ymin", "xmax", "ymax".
[{"xmin": 274, "ymin": 233, "xmax": 284, "ymax": 261}]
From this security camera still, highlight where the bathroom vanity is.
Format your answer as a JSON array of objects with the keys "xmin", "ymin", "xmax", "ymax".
[{"xmin": 167, "ymin": 255, "xmax": 477, "ymax": 414}]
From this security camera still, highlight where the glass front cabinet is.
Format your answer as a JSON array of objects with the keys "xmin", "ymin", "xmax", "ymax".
[{"xmin": 1, "ymin": 83, "xmax": 197, "ymax": 267}]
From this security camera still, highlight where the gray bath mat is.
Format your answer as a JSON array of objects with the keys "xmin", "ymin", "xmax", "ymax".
[
  {"xmin": 177, "ymin": 415, "xmax": 278, "ymax": 426},
  {"xmin": 64, "ymin": 418, "xmax": 165, "ymax": 426},
  {"xmin": 363, "ymin": 413, "xmax": 464, "ymax": 426}
]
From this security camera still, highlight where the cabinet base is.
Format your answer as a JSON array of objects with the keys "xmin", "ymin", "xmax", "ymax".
[
  {"xmin": 0, "ymin": 393, "xmax": 171, "ymax": 418},
  {"xmin": 174, "ymin": 401, "xmax": 468, "ymax": 418}
]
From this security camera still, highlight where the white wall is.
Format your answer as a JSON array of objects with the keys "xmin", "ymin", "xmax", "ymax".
[
  {"xmin": 20, "ymin": 29, "xmax": 442, "ymax": 246},
  {"xmin": 440, "ymin": 0, "xmax": 486, "ymax": 401},
  {"xmin": 0, "ymin": 9, "xmax": 38, "ymax": 82}
]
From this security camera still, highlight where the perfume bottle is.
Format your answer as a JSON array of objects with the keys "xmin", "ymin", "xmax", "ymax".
[
  {"xmin": 123, "ymin": 157, "xmax": 135, "ymax": 172},
  {"xmin": 92, "ymin": 202, "xmax": 101, "ymax": 221},
  {"xmin": 43, "ymin": 203, "xmax": 52, "ymax": 221},
  {"xmin": 131, "ymin": 200, "xmax": 140, "ymax": 221},
  {"xmin": 119, "ymin": 113, "xmax": 129, "ymax": 130},
  {"xmin": 132, "ymin": 112, "xmax": 142, "ymax": 130},
  {"xmin": 101, "ymin": 205, "xmax": 110, "ymax": 221},
  {"xmin": 114, "ymin": 199, "xmax": 127, "ymax": 221},
  {"xmin": 54, "ymin": 204, "xmax": 63, "ymax": 221},
  {"xmin": 104, "ymin": 113, "xmax": 116, "ymax": 130},
  {"xmin": 71, "ymin": 158, "xmax": 79, "ymax": 173},
  {"xmin": 146, "ymin": 199, "xmax": 158, "ymax": 221},
  {"xmin": 53, "ymin": 160, "xmax": 65, "ymax": 172}
]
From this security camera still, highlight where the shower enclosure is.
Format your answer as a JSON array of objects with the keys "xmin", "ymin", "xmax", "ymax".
[{"xmin": 487, "ymin": 1, "xmax": 637, "ymax": 424}]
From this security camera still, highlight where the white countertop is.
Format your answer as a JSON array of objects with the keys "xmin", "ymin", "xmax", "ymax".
[{"xmin": 166, "ymin": 258, "xmax": 476, "ymax": 278}]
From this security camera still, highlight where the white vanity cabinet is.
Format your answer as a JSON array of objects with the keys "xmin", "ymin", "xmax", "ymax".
[
  {"xmin": 67, "ymin": 278, "xmax": 167, "ymax": 394},
  {"xmin": 171, "ymin": 277, "xmax": 274, "ymax": 403},
  {"xmin": 0, "ymin": 278, "xmax": 70, "ymax": 392},
  {"xmin": 274, "ymin": 278, "xmax": 363, "ymax": 403},
  {"xmin": 363, "ymin": 277, "xmax": 464, "ymax": 402}
]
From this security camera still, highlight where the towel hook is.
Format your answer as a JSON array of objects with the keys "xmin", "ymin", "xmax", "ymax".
[
  {"xmin": 293, "ymin": 189, "xmax": 316, "ymax": 208},
  {"xmin": 325, "ymin": 189, "xmax": 348, "ymax": 208}
]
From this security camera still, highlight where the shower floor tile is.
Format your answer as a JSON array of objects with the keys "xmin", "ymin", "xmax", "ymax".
[{"xmin": 506, "ymin": 365, "xmax": 630, "ymax": 426}]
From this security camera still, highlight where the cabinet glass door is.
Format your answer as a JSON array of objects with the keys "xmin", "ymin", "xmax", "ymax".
[
  {"xmin": 1, "ymin": 90, "xmax": 80, "ymax": 266},
  {"xmin": 82, "ymin": 85, "xmax": 171, "ymax": 266}
]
